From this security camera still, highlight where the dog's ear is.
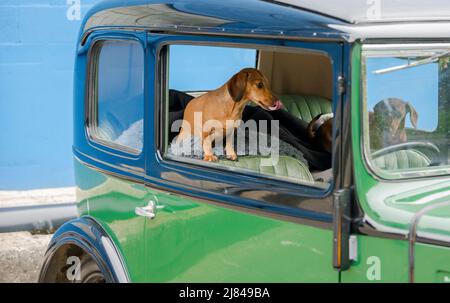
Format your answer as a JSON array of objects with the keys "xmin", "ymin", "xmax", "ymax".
[
  {"xmin": 406, "ymin": 102, "xmax": 418, "ymax": 128},
  {"xmin": 307, "ymin": 114, "xmax": 321, "ymax": 139},
  {"xmin": 228, "ymin": 70, "xmax": 249, "ymax": 102}
]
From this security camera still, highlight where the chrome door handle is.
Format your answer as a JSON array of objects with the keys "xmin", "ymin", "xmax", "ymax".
[{"xmin": 135, "ymin": 200, "xmax": 164, "ymax": 219}]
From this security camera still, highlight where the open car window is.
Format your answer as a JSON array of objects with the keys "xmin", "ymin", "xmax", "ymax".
[
  {"xmin": 160, "ymin": 43, "xmax": 334, "ymax": 189},
  {"xmin": 169, "ymin": 45, "xmax": 257, "ymax": 92},
  {"xmin": 363, "ymin": 47, "xmax": 450, "ymax": 179}
]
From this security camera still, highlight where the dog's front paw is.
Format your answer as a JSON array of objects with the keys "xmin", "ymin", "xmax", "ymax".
[
  {"xmin": 226, "ymin": 154, "xmax": 238, "ymax": 161},
  {"xmin": 204, "ymin": 154, "xmax": 218, "ymax": 162}
]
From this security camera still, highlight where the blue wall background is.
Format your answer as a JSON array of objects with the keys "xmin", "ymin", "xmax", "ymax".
[
  {"xmin": 0, "ymin": 1, "xmax": 257, "ymax": 191},
  {"xmin": 2, "ymin": 2, "xmax": 439, "ymax": 190},
  {"xmin": 169, "ymin": 45, "xmax": 256, "ymax": 91},
  {"xmin": 0, "ymin": 0, "xmax": 100, "ymax": 190}
]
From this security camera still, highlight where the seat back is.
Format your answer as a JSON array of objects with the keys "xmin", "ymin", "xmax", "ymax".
[
  {"xmin": 279, "ymin": 95, "xmax": 332, "ymax": 123},
  {"xmin": 372, "ymin": 149, "xmax": 431, "ymax": 170}
]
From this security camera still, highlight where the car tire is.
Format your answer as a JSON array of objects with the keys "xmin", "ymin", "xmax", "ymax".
[{"xmin": 76, "ymin": 254, "xmax": 106, "ymax": 283}]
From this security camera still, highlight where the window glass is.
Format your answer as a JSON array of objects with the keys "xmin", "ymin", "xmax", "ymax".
[
  {"xmin": 93, "ymin": 40, "xmax": 144, "ymax": 152},
  {"xmin": 164, "ymin": 44, "xmax": 334, "ymax": 188},
  {"xmin": 364, "ymin": 51, "xmax": 450, "ymax": 177},
  {"xmin": 366, "ymin": 57, "xmax": 438, "ymax": 131}
]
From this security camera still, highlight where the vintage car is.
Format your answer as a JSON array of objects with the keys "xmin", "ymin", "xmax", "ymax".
[{"xmin": 39, "ymin": 0, "xmax": 450, "ymax": 282}]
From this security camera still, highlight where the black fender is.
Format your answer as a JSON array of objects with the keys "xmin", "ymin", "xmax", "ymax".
[{"xmin": 38, "ymin": 216, "xmax": 130, "ymax": 283}]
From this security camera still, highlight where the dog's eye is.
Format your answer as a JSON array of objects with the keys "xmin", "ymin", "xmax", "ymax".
[{"xmin": 256, "ymin": 82, "xmax": 264, "ymax": 89}]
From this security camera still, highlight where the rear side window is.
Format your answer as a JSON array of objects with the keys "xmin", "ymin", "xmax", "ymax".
[{"xmin": 89, "ymin": 40, "xmax": 144, "ymax": 153}]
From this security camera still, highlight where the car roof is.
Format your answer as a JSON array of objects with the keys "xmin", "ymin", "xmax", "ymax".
[
  {"xmin": 80, "ymin": 0, "xmax": 348, "ymax": 43},
  {"xmin": 278, "ymin": 0, "xmax": 450, "ymax": 24},
  {"xmin": 80, "ymin": 0, "xmax": 450, "ymax": 44}
]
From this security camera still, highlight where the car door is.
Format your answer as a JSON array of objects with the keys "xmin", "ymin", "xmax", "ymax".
[
  {"xmin": 341, "ymin": 42, "xmax": 450, "ymax": 283},
  {"xmin": 141, "ymin": 34, "xmax": 346, "ymax": 282},
  {"xmin": 74, "ymin": 31, "xmax": 150, "ymax": 281}
]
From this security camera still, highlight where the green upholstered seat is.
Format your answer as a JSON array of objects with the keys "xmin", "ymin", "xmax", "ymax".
[
  {"xmin": 223, "ymin": 94, "xmax": 332, "ymax": 181},
  {"xmin": 279, "ymin": 95, "xmax": 332, "ymax": 123},
  {"xmin": 372, "ymin": 149, "xmax": 431, "ymax": 170},
  {"xmin": 219, "ymin": 155, "xmax": 314, "ymax": 182}
]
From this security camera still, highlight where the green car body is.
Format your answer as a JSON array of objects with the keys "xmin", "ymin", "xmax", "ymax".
[{"xmin": 39, "ymin": 1, "xmax": 450, "ymax": 283}]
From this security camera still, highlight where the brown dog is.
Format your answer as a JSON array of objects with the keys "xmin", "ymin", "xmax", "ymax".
[
  {"xmin": 306, "ymin": 98, "xmax": 418, "ymax": 154},
  {"xmin": 370, "ymin": 98, "xmax": 418, "ymax": 150},
  {"xmin": 307, "ymin": 113, "xmax": 333, "ymax": 154},
  {"xmin": 176, "ymin": 68, "xmax": 282, "ymax": 162}
]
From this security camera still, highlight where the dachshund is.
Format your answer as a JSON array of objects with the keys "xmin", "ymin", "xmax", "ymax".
[
  {"xmin": 306, "ymin": 97, "xmax": 419, "ymax": 154},
  {"xmin": 307, "ymin": 113, "xmax": 333, "ymax": 154},
  {"xmin": 369, "ymin": 98, "xmax": 418, "ymax": 150},
  {"xmin": 176, "ymin": 68, "xmax": 282, "ymax": 162}
]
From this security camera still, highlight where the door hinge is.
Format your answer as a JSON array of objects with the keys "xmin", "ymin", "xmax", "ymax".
[
  {"xmin": 349, "ymin": 235, "xmax": 358, "ymax": 262},
  {"xmin": 338, "ymin": 76, "xmax": 346, "ymax": 96},
  {"xmin": 333, "ymin": 188, "xmax": 352, "ymax": 270}
]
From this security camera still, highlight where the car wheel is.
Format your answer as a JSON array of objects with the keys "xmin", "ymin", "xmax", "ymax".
[{"xmin": 76, "ymin": 254, "xmax": 106, "ymax": 283}]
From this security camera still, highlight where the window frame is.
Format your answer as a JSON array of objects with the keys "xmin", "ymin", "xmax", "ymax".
[
  {"xmin": 361, "ymin": 43, "xmax": 450, "ymax": 181},
  {"xmin": 153, "ymin": 38, "xmax": 340, "ymax": 202},
  {"xmin": 86, "ymin": 38, "xmax": 145, "ymax": 157}
]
